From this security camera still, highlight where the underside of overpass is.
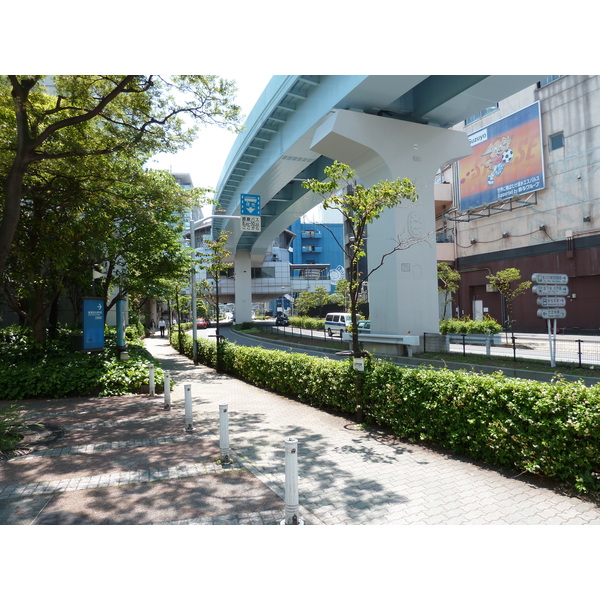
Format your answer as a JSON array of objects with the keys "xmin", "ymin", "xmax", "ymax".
[{"xmin": 210, "ymin": 75, "xmax": 545, "ymax": 335}]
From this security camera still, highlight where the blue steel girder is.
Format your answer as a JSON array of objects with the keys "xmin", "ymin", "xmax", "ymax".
[{"xmin": 213, "ymin": 74, "xmax": 545, "ymax": 259}]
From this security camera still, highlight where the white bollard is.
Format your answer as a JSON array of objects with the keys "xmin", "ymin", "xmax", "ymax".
[
  {"xmin": 163, "ymin": 371, "xmax": 171, "ymax": 410},
  {"xmin": 219, "ymin": 404, "xmax": 230, "ymax": 462},
  {"xmin": 148, "ymin": 363, "xmax": 155, "ymax": 396},
  {"xmin": 281, "ymin": 438, "xmax": 304, "ymax": 525},
  {"xmin": 184, "ymin": 384, "xmax": 194, "ymax": 432}
]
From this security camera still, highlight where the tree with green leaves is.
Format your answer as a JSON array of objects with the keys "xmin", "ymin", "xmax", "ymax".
[
  {"xmin": 486, "ymin": 267, "xmax": 532, "ymax": 336},
  {"xmin": 295, "ymin": 290, "xmax": 316, "ymax": 316},
  {"xmin": 199, "ymin": 230, "xmax": 231, "ymax": 372},
  {"xmin": 302, "ymin": 161, "xmax": 418, "ymax": 356},
  {"xmin": 438, "ymin": 262, "xmax": 461, "ymax": 319},
  {"xmin": 2, "ymin": 153, "xmax": 196, "ymax": 344},
  {"xmin": 329, "ymin": 278, "xmax": 350, "ymax": 311},
  {"xmin": 303, "ymin": 161, "xmax": 418, "ymax": 422},
  {"xmin": 0, "ymin": 75, "xmax": 242, "ymax": 277}
]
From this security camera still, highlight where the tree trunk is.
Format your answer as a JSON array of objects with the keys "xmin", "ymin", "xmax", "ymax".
[{"xmin": 0, "ymin": 162, "xmax": 28, "ymax": 277}]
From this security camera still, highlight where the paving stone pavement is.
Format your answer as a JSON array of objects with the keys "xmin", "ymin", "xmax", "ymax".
[
  {"xmin": 142, "ymin": 335, "xmax": 600, "ymax": 526},
  {"xmin": 2, "ymin": 334, "xmax": 599, "ymax": 526}
]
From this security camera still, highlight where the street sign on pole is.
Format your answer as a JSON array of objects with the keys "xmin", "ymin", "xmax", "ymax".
[
  {"xmin": 240, "ymin": 194, "xmax": 261, "ymax": 216},
  {"xmin": 240, "ymin": 194, "xmax": 261, "ymax": 232},
  {"xmin": 532, "ymin": 273, "xmax": 568, "ymax": 285},
  {"xmin": 537, "ymin": 308, "xmax": 567, "ymax": 319},
  {"xmin": 241, "ymin": 216, "xmax": 261, "ymax": 232},
  {"xmin": 532, "ymin": 284, "xmax": 569, "ymax": 296},
  {"xmin": 537, "ymin": 296, "xmax": 566, "ymax": 307},
  {"xmin": 532, "ymin": 273, "xmax": 569, "ymax": 367}
]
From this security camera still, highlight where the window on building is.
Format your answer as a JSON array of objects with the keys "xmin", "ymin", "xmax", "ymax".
[
  {"xmin": 538, "ymin": 76, "xmax": 563, "ymax": 88},
  {"xmin": 549, "ymin": 132, "xmax": 564, "ymax": 151},
  {"xmin": 465, "ymin": 104, "xmax": 499, "ymax": 126}
]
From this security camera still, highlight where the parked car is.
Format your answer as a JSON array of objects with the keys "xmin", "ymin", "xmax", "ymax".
[
  {"xmin": 357, "ymin": 320, "xmax": 371, "ymax": 333},
  {"xmin": 196, "ymin": 318, "xmax": 208, "ymax": 329},
  {"xmin": 275, "ymin": 314, "xmax": 290, "ymax": 326}
]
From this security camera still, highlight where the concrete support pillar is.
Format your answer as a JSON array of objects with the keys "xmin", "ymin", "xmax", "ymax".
[
  {"xmin": 234, "ymin": 248, "xmax": 253, "ymax": 324},
  {"xmin": 310, "ymin": 109, "xmax": 472, "ymax": 337}
]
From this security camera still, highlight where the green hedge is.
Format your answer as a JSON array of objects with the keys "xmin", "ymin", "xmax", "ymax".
[
  {"xmin": 440, "ymin": 315, "xmax": 503, "ymax": 334},
  {"xmin": 0, "ymin": 325, "xmax": 165, "ymax": 401},
  {"xmin": 289, "ymin": 316, "xmax": 325, "ymax": 330},
  {"xmin": 171, "ymin": 330, "xmax": 600, "ymax": 493}
]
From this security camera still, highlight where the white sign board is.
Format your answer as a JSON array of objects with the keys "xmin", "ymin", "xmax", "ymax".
[
  {"xmin": 537, "ymin": 308, "xmax": 567, "ymax": 319},
  {"xmin": 532, "ymin": 273, "xmax": 568, "ymax": 285},
  {"xmin": 531, "ymin": 272, "xmax": 569, "ymax": 367},
  {"xmin": 532, "ymin": 284, "xmax": 569, "ymax": 296},
  {"xmin": 241, "ymin": 216, "xmax": 261, "ymax": 232},
  {"xmin": 537, "ymin": 296, "xmax": 566, "ymax": 307}
]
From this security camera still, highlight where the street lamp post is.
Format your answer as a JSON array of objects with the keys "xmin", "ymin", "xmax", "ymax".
[
  {"xmin": 189, "ymin": 214, "xmax": 240, "ymax": 368},
  {"xmin": 190, "ymin": 218, "xmax": 198, "ymax": 364}
]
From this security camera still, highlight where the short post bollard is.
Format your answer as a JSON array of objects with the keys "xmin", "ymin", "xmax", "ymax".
[
  {"xmin": 148, "ymin": 363, "xmax": 155, "ymax": 396},
  {"xmin": 184, "ymin": 384, "xmax": 194, "ymax": 432},
  {"xmin": 219, "ymin": 404, "xmax": 230, "ymax": 463},
  {"xmin": 163, "ymin": 371, "xmax": 171, "ymax": 410},
  {"xmin": 281, "ymin": 438, "xmax": 304, "ymax": 525}
]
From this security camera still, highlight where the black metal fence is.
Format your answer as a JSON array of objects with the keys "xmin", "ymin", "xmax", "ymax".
[
  {"xmin": 253, "ymin": 322, "xmax": 348, "ymax": 348},
  {"xmin": 424, "ymin": 332, "xmax": 600, "ymax": 368}
]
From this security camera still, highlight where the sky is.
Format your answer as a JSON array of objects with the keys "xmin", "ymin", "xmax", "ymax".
[{"xmin": 147, "ymin": 73, "xmax": 273, "ymax": 193}]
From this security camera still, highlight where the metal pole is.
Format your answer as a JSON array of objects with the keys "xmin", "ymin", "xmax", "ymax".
[
  {"xmin": 219, "ymin": 404, "xmax": 230, "ymax": 462},
  {"xmin": 184, "ymin": 383, "xmax": 194, "ymax": 431},
  {"xmin": 163, "ymin": 371, "xmax": 171, "ymax": 410},
  {"xmin": 553, "ymin": 319, "xmax": 558, "ymax": 366},
  {"xmin": 148, "ymin": 363, "xmax": 155, "ymax": 396},
  {"xmin": 281, "ymin": 438, "xmax": 303, "ymax": 525},
  {"xmin": 190, "ymin": 219, "xmax": 198, "ymax": 365},
  {"xmin": 547, "ymin": 318, "xmax": 555, "ymax": 367}
]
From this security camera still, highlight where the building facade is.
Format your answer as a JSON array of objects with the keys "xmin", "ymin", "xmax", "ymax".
[{"xmin": 437, "ymin": 76, "xmax": 600, "ymax": 333}]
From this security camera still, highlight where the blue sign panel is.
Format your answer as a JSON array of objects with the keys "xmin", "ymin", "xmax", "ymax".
[
  {"xmin": 240, "ymin": 194, "xmax": 261, "ymax": 216},
  {"xmin": 83, "ymin": 298, "xmax": 105, "ymax": 351}
]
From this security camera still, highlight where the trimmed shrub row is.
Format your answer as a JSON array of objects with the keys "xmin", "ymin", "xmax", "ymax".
[
  {"xmin": 0, "ymin": 325, "xmax": 165, "ymax": 401},
  {"xmin": 440, "ymin": 316, "xmax": 503, "ymax": 334},
  {"xmin": 172, "ymin": 330, "xmax": 600, "ymax": 492}
]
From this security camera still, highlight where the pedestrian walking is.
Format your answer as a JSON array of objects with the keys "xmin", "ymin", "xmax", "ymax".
[
  {"xmin": 158, "ymin": 317, "xmax": 166, "ymax": 338},
  {"xmin": 150, "ymin": 319, "xmax": 156, "ymax": 335}
]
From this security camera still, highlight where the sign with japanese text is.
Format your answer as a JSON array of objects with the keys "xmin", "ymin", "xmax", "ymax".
[
  {"xmin": 240, "ymin": 194, "xmax": 261, "ymax": 216},
  {"xmin": 459, "ymin": 102, "xmax": 545, "ymax": 211},
  {"xmin": 82, "ymin": 297, "xmax": 105, "ymax": 351},
  {"xmin": 532, "ymin": 273, "xmax": 568, "ymax": 285},
  {"xmin": 532, "ymin": 285, "xmax": 569, "ymax": 296},
  {"xmin": 241, "ymin": 215, "xmax": 261, "ymax": 232}
]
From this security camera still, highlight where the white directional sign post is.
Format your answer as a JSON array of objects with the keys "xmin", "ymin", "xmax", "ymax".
[
  {"xmin": 532, "ymin": 273, "xmax": 569, "ymax": 367},
  {"xmin": 240, "ymin": 194, "xmax": 261, "ymax": 232}
]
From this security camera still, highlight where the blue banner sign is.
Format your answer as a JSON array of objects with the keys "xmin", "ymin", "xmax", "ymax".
[
  {"xmin": 83, "ymin": 298, "xmax": 105, "ymax": 351},
  {"xmin": 240, "ymin": 194, "xmax": 261, "ymax": 216}
]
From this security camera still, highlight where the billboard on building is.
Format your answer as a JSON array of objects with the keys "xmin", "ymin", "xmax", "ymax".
[{"xmin": 459, "ymin": 102, "xmax": 545, "ymax": 211}]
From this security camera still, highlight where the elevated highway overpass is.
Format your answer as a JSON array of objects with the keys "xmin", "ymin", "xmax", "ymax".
[{"xmin": 210, "ymin": 75, "xmax": 544, "ymax": 349}]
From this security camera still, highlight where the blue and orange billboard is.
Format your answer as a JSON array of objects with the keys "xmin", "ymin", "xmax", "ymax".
[{"xmin": 459, "ymin": 102, "xmax": 545, "ymax": 211}]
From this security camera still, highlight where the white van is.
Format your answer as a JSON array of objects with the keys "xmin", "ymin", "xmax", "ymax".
[{"xmin": 324, "ymin": 313, "xmax": 352, "ymax": 337}]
